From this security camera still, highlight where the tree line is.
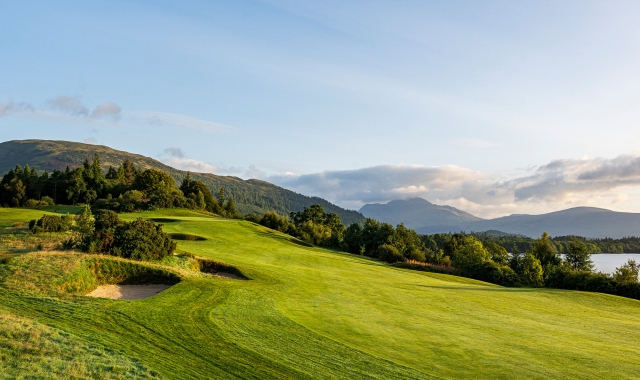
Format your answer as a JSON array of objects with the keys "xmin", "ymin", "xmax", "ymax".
[
  {"xmin": 0, "ymin": 155, "xmax": 240, "ymax": 217},
  {"xmin": 460, "ymin": 231, "xmax": 640, "ymax": 254}
]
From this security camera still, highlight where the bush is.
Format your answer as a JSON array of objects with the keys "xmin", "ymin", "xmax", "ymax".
[
  {"xmin": 40, "ymin": 196, "xmax": 54, "ymax": 206},
  {"xmin": 29, "ymin": 214, "xmax": 73, "ymax": 233},
  {"xmin": 24, "ymin": 199, "xmax": 40, "ymax": 207},
  {"xmin": 110, "ymin": 219, "xmax": 176, "ymax": 261},
  {"xmin": 408, "ymin": 249, "xmax": 426, "ymax": 262},
  {"xmin": 377, "ymin": 244, "xmax": 405, "ymax": 263},
  {"xmin": 463, "ymin": 261, "xmax": 521, "ymax": 287}
]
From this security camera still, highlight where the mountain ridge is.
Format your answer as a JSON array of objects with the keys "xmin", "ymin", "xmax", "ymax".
[
  {"xmin": 361, "ymin": 198, "xmax": 640, "ymax": 238},
  {"xmin": 0, "ymin": 139, "xmax": 365, "ymax": 225}
]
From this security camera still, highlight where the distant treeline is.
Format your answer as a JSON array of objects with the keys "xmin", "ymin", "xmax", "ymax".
[
  {"xmin": 0, "ymin": 155, "xmax": 240, "ymax": 217},
  {"xmin": 431, "ymin": 232, "xmax": 640, "ymax": 254}
]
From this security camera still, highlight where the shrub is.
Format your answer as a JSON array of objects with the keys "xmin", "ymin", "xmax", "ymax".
[
  {"xmin": 377, "ymin": 244, "xmax": 404, "ymax": 263},
  {"xmin": 29, "ymin": 214, "xmax": 73, "ymax": 233},
  {"xmin": 40, "ymin": 196, "xmax": 54, "ymax": 206},
  {"xmin": 24, "ymin": 199, "xmax": 40, "ymax": 207},
  {"xmin": 110, "ymin": 219, "xmax": 176, "ymax": 261},
  {"xmin": 408, "ymin": 249, "xmax": 426, "ymax": 262}
]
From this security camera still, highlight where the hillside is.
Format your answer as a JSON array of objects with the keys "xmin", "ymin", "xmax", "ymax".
[
  {"xmin": 0, "ymin": 140, "xmax": 364, "ymax": 225},
  {"xmin": 359, "ymin": 197, "xmax": 483, "ymax": 229},
  {"xmin": 2, "ymin": 207, "xmax": 640, "ymax": 378}
]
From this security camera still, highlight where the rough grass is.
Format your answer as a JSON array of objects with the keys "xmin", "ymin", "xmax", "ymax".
[
  {"xmin": 0, "ymin": 313, "xmax": 161, "ymax": 379},
  {"xmin": 1, "ymin": 208, "xmax": 640, "ymax": 379}
]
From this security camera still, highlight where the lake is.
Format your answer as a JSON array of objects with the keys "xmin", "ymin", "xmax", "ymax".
[{"xmin": 590, "ymin": 253, "xmax": 640, "ymax": 274}]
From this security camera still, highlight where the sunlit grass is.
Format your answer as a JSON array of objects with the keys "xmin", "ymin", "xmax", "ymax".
[{"xmin": 0, "ymin": 208, "xmax": 639, "ymax": 379}]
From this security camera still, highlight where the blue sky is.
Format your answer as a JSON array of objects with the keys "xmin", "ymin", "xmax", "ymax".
[{"xmin": 2, "ymin": 1, "xmax": 640, "ymax": 217}]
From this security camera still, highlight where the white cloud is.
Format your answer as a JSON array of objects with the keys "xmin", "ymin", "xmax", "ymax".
[
  {"xmin": 91, "ymin": 102, "xmax": 121, "ymax": 120},
  {"xmin": 133, "ymin": 111, "xmax": 234, "ymax": 133},
  {"xmin": 1, "ymin": 96, "xmax": 233, "ymax": 135},
  {"xmin": 84, "ymin": 137, "xmax": 98, "ymax": 144},
  {"xmin": 269, "ymin": 151, "xmax": 640, "ymax": 218},
  {"xmin": 0, "ymin": 100, "xmax": 34, "ymax": 117},
  {"xmin": 162, "ymin": 147, "xmax": 185, "ymax": 158},
  {"xmin": 49, "ymin": 96, "xmax": 89, "ymax": 116},
  {"xmin": 163, "ymin": 157, "xmax": 219, "ymax": 173}
]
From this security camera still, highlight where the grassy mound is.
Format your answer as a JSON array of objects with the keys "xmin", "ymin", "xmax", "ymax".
[
  {"xmin": 0, "ymin": 252, "xmax": 180, "ymax": 296},
  {"xmin": 1, "ymin": 208, "xmax": 640, "ymax": 379}
]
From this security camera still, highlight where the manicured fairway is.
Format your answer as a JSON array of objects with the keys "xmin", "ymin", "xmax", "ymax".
[{"xmin": 2, "ymin": 208, "xmax": 640, "ymax": 379}]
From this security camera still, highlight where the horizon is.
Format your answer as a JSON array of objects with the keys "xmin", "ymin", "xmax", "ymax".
[{"xmin": 3, "ymin": 1, "xmax": 640, "ymax": 218}]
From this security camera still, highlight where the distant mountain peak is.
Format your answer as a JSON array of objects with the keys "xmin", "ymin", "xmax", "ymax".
[{"xmin": 359, "ymin": 197, "xmax": 482, "ymax": 229}]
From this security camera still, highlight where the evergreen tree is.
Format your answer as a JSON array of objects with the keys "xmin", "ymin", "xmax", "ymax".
[{"xmin": 565, "ymin": 239, "xmax": 594, "ymax": 271}]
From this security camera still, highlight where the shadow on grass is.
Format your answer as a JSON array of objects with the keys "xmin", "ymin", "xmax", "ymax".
[{"xmin": 411, "ymin": 284, "xmax": 546, "ymax": 292}]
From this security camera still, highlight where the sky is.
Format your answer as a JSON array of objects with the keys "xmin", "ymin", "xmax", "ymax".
[{"xmin": 2, "ymin": 0, "xmax": 640, "ymax": 218}]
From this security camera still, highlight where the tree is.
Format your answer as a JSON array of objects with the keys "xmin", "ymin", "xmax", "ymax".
[
  {"xmin": 3, "ymin": 177, "xmax": 26, "ymax": 207},
  {"xmin": 344, "ymin": 223, "xmax": 363, "ymax": 254},
  {"xmin": 520, "ymin": 253, "xmax": 544, "ymax": 286},
  {"xmin": 508, "ymin": 244, "xmax": 522, "ymax": 272},
  {"xmin": 217, "ymin": 187, "xmax": 226, "ymax": 206},
  {"xmin": 76, "ymin": 205, "xmax": 95, "ymax": 250},
  {"xmin": 133, "ymin": 169, "xmax": 175, "ymax": 196},
  {"xmin": 565, "ymin": 239, "xmax": 594, "ymax": 271},
  {"xmin": 531, "ymin": 232, "xmax": 561, "ymax": 270},
  {"xmin": 121, "ymin": 158, "xmax": 138, "ymax": 186},
  {"xmin": 485, "ymin": 241, "xmax": 509, "ymax": 265},
  {"xmin": 451, "ymin": 236, "xmax": 490, "ymax": 271},
  {"xmin": 65, "ymin": 168, "xmax": 87, "ymax": 204},
  {"xmin": 613, "ymin": 260, "xmax": 639, "ymax": 284}
]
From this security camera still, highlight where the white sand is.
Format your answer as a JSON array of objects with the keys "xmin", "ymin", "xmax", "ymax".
[{"xmin": 86, "ymin": 284, "xmax": 171, "ymax": 300}]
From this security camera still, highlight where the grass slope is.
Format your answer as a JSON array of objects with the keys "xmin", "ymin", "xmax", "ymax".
[
  {"xmin": 0, "ymin": 140, "xmax": 364, "ymax": 224},
  {"xmin": 1, "ymin": 208, "xmax": 640, "ymax": 379}
]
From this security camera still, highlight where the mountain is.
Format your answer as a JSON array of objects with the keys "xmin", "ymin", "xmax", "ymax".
[
  {"xmin": 0, "ymin": 140, "xmax": 364, "ymax": 225},
  {"xmin": 359, "ymin": 198, "xmax": 483, "ymax": 229},
  {"xmin": 360, "ymin": 198, "xmax": 640, "ymax": 238},
  {"xmin": 446, "ymin": 207, "xmax": 640, "ymax": 239}
]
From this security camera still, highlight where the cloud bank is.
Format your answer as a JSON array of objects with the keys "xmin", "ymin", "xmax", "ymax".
[{"xmin": 269, "ymin": 152, "xmax": 640, "ymax": 218}]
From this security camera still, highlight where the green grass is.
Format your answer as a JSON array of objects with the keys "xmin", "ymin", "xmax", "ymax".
[{"xmin": 1, "ymin": 208, "xmax": 640, "ymax": 379}]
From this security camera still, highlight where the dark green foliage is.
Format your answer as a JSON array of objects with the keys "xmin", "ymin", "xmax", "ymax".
[
  {"xmin": 180, "ymin": 174, "xmax": 223, "ymax": 214},
  {"xmin": 29, "ymin": 214, "xmax": 72, "ymax": 233},
  {"xmin": 484, "ymin": 242, "xmax": 509, "ymax": 265},
  {"xmin": 110, "ymin": 219, "xmax": 176, "ymax": 261},
  {"xmin": 565, "ymin": 239, "xmax": 594, "ymax": 271},
  {"xmin": 530, "ymin": 232, "xmax": 561, "ymax": 270},
  {"xmin": 247, "ymin": 211, "xmax": 292, "ymax": 233},
  {"xmin": 612, "ymin": 260, "xmax": 639, "ymax": 284},
  {"xmin": 133, "ymin": 169, "xmax": 176, "ymax": 196},
  {"xmin": 520, "ymin": 253, "xmax": 544, "ymax": 286},
  {"xmin": 377, "ymin": 244, "xmax": 404, "ymax": 263},
  {"xmin": 81, "ymin": 211, "xmax": 176, "ymax": 261}
]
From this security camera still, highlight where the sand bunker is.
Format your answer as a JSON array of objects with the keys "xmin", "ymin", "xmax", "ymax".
[{"xmin": 86, "ymin": 284, "xmax": 171, "ymax": 300}]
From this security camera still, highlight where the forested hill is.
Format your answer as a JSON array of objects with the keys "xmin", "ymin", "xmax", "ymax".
[{"xmin": 0, "ymin": 140, "xmax": 364, "ymax": 224}]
